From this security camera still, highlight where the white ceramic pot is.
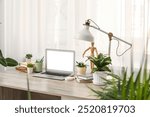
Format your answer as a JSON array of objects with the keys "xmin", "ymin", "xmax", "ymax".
[
  {"xmin": 93, "ymin": 71, "xmax": 107, "ymax": 85},
  {"xmin": 76, "ymin": 67, "xmax": 86, "ymax": 75},
  {"xmin": 27, "ymin": 67, "xmax": 33, "ymax": 74},
  {"xmin": 26, "ymin": 58, "xmax": 31, "ymax": 63}
]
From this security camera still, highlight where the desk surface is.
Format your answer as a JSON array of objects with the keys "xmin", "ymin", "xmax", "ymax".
[{"xmin": 0, "ymin": 70, "xmax": 102, "ymax": 99}]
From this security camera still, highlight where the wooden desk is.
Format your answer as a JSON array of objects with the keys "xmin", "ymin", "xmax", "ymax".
[{"xmin": 0, "ymin": 70, "xmax": 101, "ymax": 100}]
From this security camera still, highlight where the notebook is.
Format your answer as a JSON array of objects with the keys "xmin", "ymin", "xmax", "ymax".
[{"xmin": 33, "ymin": 49, "xmax": 75, "ymax": 80}]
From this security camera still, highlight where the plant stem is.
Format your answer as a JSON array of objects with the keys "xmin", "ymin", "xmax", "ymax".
[{"xmin": 40, "ymin": 56, "xmax": 44, "ymax": 62}]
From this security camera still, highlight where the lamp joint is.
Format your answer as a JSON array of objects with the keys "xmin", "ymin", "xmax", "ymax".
[
  {"xmin": 84, "ymin": 20, "xmax": 90, "ymax": 26},
  {"xmin": 108, "ymin": 32, "xmax": 113, "ymax": 41}
]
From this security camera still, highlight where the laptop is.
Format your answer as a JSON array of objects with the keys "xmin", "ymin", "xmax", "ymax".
[{"xmin": 33, "ymin": 49, "xmax": 75, "ymax": 80}]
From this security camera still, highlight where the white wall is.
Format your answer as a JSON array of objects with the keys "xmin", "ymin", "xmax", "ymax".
[
  {"xmin": 0, "ymin": 0, "xmax": 4, "ymax": 70},
  {"xmin": 0, "ymin": 0, "xmax": 4, "ymax": 49}
]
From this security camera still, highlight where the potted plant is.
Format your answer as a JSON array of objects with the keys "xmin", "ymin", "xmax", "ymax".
[
  {"xmin": 25, "ymin": 54, "xmax": 32, "ymax": 63},
  {"xmin": 0, "ymin": 49, "xmax": 18, "ymax": 67},
  {"xmin": 90, "ymin": 65, "xmax": 150, "ymax": 100},
  {"xmin": 88, "ymin": 53, "xmax": 112, "ymax": 85},
  {"xmin": 1, "ymin": 49, "xmax": 31, "ymax": 99},
  {"xmin": 76, "ymin": 61, "xmax": 87, "ymax": 75},
  {"xmin": 27, "ymin": 63, "xmax": 34, "ymax": 74},
  {"xmin": 34, "ymin": 56, "xmax": 44, "ymax": 73}
]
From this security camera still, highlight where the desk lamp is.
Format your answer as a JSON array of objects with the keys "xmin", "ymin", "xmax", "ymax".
[
  {"xmin": 78, "ymin": 20, "xmax": 98, "ymax": 71},
  {"xmin": 78, "ymin": 19, "xmax": 132, "ymax": 56}
]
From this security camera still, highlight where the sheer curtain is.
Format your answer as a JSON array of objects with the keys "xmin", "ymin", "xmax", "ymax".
[
  {"xmin": 122, "ymin": 0, "xmax": 149, "ymax": 72},
  {"xmin": 0, "ymin": 0, "xmax": 4, "ymax": 70},
  {"xmin": 1, "ymin": 0, "xmax": 149, "ymax": 72}
]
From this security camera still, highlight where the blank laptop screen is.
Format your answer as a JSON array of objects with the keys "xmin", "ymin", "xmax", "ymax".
[{"xmin": 46, "ymin": 49, "xmax": 75, "ymax": 74}]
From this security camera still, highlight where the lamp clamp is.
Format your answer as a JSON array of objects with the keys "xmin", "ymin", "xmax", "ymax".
[
  {"xmin": 108, "ymin": 32, "xmax": 113, "ymax": 41},
  {"xmin": 84, "ymin": 20, "xmax": 90, "ymax": 26}
]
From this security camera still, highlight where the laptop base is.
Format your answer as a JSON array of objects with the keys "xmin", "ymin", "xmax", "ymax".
[{"xmin": 32, "ymin": 73, "xmax": 66, "ymax": 80}]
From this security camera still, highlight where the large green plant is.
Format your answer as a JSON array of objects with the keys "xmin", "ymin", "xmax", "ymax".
[
  {"xmin": 0, "ymin": 50, "xmax": 31, "ymax": 100},
  {"xmin": 90, "ymin": 60, "xmax": 150, "ymax": 100},
  {"xmin": 88, "ymin": 53, "xmax": 112, "ymax": 72},
  {"xmin": 0, "ymin": 50, "xmax": 18, "ymax": 67}
]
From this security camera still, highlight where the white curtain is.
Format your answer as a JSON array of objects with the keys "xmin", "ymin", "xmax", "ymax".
[
  {"xmin": 123, "ymin": 0, "xmax": 149, "ymax": 72},
  {"xmin": 1, "ymin": 0, "xmax": 149, "ymax": 72}
]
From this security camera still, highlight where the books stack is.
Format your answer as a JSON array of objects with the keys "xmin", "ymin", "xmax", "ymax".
[
  {"xmin": 75, "ymin": 74, "xmax": 93, "ymax": 83},
  {"xmin": 16, "ymin": 62, "xmax": 35, "ymax": 73}
]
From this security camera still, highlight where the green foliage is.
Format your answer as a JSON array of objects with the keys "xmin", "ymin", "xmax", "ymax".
[
  {"xmin": 90, "ymin": 64, "xmax": 150, "ymax": 100},
  {"xmin": 26, "ymin": 54, "xmax": 32, "ymax": 59},
  {"xmin": 76, "ymin": 61, "xmax": 86, "ymax": 67},
  {"xmin": 27, "ymin": 63, "xmax": 34, "ymax": 68},
  {"xmin": 0, "ymin": 50, "xmax": 18, "ymax": 67},
  {"xmin": 88, "ymin": 53, "xmax": 112, "ymax": 72}
]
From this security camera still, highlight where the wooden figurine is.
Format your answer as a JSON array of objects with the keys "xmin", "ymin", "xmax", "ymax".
[{"xmin": 82, "ymin": 42, "xmax": 98, "ymax": 72}]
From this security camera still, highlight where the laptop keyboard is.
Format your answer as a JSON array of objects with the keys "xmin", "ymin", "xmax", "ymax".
[
  {"xmin": 32, "ymin": 73, "xmax": 67, "ymax": 80},
  {"xmin": 42, "ymin": 72, "xmax": 69, "ymax": 77}
]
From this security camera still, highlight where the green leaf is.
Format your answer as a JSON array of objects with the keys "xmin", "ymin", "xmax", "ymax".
[
  {"xmin": 101, "ymin": 77, "xmax": 115, "ymax": 85},
  {"xmin": 127, "ymin": 73, "xmax": 134, "ymax": 100},
  {"xmin": 135, "ymin": 68, "xmax": 142, "ymax": 100},
  {"xmin": 101, "ymin": 66, "xmax": 111, "ymax": 72},
  {"xmin": 5, "ymin": 58, "xmax": 18, "ymax": 67},
  {"xmin": 143, "ymin": 74, "xmax": 150, "ymax": 99},
  {"xmin": 0, "ymin": 49, "xmax": 4, "ymax": 58},
  {"xmin": 117, "ymin": 78, "xmax": 121, "ymax": 97},
  {"xmin": 134, "ymin": 67, "xmax": 142, "ymax": 97},
  {"xmin": 107, "ymin": 73, "xmax": 121, "ymax": 80},
  {"xmin": 0, "ymin": 58, "xmax": 7, "ymax": 67},
  {"xmin": 121, "ymin": 70, "xmax": 127, "ymax": 99},
  {"xmin": 92, "ymin": 67, "xmax": 99, "ymax": 72}
]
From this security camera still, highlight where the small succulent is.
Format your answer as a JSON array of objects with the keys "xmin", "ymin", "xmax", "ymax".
[
  {"xmin": 26, "ymin": 54, "xmax": 32, "ymax": 59},
  {"xmin": 27, "ymin": 63, "xmax": 34, "ymax": 68},
  {"xmin": 76, "ymin": 61, "xmax": 86, "ymax": 67}
]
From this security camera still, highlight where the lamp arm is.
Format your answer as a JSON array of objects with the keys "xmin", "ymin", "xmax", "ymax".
[
  {"xmin": 84, "ymin": 19, "xmax": 132, "ymax": 47},
  {"xmin": 89, "ymin": 25, "xmax": 108, "ymax": 35},
  {"xmin": 85, "ymin": 24, "xmax": 132, "ymax": 47},
  {"xmin": 84, "ymin": 19, "xmax": 132, "ymax": 56},
  {"xmin": 112, "ymin": 35, "xmax": 132, "ymax": 46}
]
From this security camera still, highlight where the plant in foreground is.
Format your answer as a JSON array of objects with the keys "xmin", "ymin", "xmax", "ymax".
[
  {"xmin": 0, "ymin": 49, "xmax": 31, "ymax": 100},
  {"xmin": 90, "ymin": 59, "xmax": 150, "ymax": 100}
]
